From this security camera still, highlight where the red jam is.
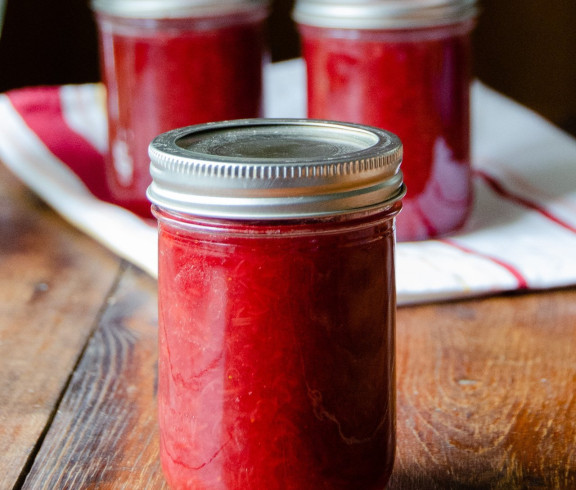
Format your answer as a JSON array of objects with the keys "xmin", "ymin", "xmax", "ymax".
[
  {"xmin": 299, "ymin": 22, "xmax": 474, "ymax": 241},
  {"xmin": 95, "ymin": 12, "xmax": 267, "ymax": 217},
  {"xmin": 155, "ymin": 207, "xmax": 399, "ymax": 489}
]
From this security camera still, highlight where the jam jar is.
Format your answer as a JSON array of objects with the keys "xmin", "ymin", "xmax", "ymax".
[
  {"xmin": 91, "ymin": 0, "xmax": 269, "ymax": 217},
  {"xmin": 147, "ymin": 119, "xmax": 405, "ymax": 489},
  {"xmin": 294, "ymin": 0, "xmax": 478, "ymax": 241}
]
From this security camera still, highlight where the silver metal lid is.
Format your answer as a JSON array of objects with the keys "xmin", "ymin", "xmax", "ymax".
[
  {"xmin": 293, "ymin": 0, "xmax": 478, "ymax": 29},
  {"xmin": 147, "ymin": 119, "xmax": 405, "ymax": 219},
  {"xmin": 91, "ymin": 0, "xmax": 268, "ymax": 18}
]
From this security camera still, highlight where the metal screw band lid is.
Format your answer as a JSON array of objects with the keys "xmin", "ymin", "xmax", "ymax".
[
  {"xmin": 147, "ymin": 119, "xmax": 405, "ymax": 219},
  {"xmin": 293, "ymin": 0, "xmax": 478, "ymax": 29},
  {"xmin": 91, "ymin": 0, "xmax": 268, "ymax": 18}
]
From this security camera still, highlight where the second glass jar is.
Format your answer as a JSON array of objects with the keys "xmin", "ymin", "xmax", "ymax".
[
  {"xmin": 92, "ymin": 0, "xmax": 269, "ymax": 217},
  {"xmin": 294, "ymin": 0, "xmax": 478, "ymax": 241}
]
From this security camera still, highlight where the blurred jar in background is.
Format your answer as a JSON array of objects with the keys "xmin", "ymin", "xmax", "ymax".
[
  {"xmin": 294, "ymin": 0, "xmax": 478, "ymax": 241},
  {"xmin": 92, "ymin": 0, "xmax": 270, "ymax": 218}
]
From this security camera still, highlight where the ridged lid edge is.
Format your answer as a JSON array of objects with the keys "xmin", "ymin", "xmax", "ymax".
[
  {"xmin": 147, "ymin": 119, "xmax": 405, "ymax": 219},
  {"xmin": 91, "ymin": 0, "xmax": 269, "ymax": 18},
  {"xmin": 293, "ymin": 0, "xmax": 478, "ymax": 29}
]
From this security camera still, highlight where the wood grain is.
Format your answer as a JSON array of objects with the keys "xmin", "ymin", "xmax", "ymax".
[
  {"xmin": 22, "ymin": 265, "xmax": 166, "ymax": 489},
  {"xmin": 390, "ymin": 290, "xmax": 576, "ymax": 489},
  {"xmin": 20, "ymin": 269, "xmax": 576, "ymax": 489},
  {"xmin": 0, "ymin": 165, "xmax": 121, "ymax": 488}
]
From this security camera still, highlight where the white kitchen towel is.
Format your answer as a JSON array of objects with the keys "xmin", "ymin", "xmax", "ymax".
[{"xmin": 1, "ymin": 59, "xmax": 575, "ymax": 305}]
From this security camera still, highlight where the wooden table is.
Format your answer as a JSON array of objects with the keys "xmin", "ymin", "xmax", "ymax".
[{"xmin": 1, "ymin": 161, "xmax": 575, "ymax": 489}]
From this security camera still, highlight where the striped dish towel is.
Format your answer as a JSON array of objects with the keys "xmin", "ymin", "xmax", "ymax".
[{"xmin": 1, "ymin": 59, "xmax": 575, "ymax": 305}]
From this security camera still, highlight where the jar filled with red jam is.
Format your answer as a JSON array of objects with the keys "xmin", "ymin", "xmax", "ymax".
[
  {"xmin": 147, "ymin": 119, "xmax": 405, "ymax": 489},
  {"xmin": 293, "ymin": 0, "xmax": 478, "ymax": 241},
  {"xmin": 91, "ymin": 0, "xmax": 269, "ymax": 218}
]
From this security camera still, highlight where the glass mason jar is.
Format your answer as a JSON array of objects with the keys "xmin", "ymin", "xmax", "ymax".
[
  {"xmin": 293, "ymin": 0, "xmax": 478, "ymax": 241},
  {"xmin": 147, "ymin": 119, "xmax": 405, "ymax": 489},
  {"xmin": 91, "ymin": 0, "xmax": 270, "ymax": 218}
]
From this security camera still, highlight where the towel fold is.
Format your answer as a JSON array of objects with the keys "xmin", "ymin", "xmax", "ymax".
[{"xmin": 1, "ymin": 59, "xmax": 575, "ymax": 305}]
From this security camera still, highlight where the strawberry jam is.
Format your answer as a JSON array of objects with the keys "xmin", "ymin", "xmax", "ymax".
[
  {"xmin": 148, "ymin": 119, "xmax": 405, "ymax": 489},
  {"xmin": 93, "ymin": 2, "xmax": 268, "ymax": 217},
  {"xmin": 295, "ymin": 1, "xmax": 477, "ymax": 240},
  {"xmin": 155, "ymin": 209, "xmax": 399, "ymax": 489}
]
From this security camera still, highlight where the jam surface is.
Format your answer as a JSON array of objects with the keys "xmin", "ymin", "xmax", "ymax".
[
  {"xmin": 156, "ymin": 208, "xmax": 398, "ymax": 489},
  {"xmin": 300, "ymin": 23, "xmax": 474, "ymax": 241},
  {"xmin": 96, "ymin": 14, "xmax": 266, "ymax": 217}
]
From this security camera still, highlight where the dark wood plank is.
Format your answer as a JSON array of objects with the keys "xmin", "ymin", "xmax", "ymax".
[
  {"xmin": 0, "ymin": 164, "xmax": 122, "ymax": 488},
  {"xmin": 22, "ymin": 265, "xmax": 166, "ymax": 489},
  {"xmin": 390, "ymin": 289, "xmax": 576, "ymax": 489},
  {"xmin": 24, "ymin": 274, "xmax": 576, "ymax": 488}
]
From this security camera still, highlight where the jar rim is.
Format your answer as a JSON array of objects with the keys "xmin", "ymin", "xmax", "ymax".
[
  {"xmin": 147, "ymin": 119, "xmax": 405, "ymax": 220},
  {"xmin": 91, "ymin": 0, "xmax": 269, "ymax": 18},
  {"xmin": 293, "ymin": 0, "xmax": 478, "ymax": 29}
]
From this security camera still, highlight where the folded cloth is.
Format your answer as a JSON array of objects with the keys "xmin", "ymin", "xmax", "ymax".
[{"xmin": 1, "ymin": 59, "xmax": 575, "ymax": 305}]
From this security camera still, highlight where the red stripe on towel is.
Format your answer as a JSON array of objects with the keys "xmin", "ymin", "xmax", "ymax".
[
  {"xmin": 441, "ymin": 238, "xmax": 529, "ymax": 290},
  {"xmin": 6, "ymin": 86, "xmax": 112, "ymax": 202},
  {"xmin": 475, "ymin": 169, "xmax": 576, "ymax": 234}
]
